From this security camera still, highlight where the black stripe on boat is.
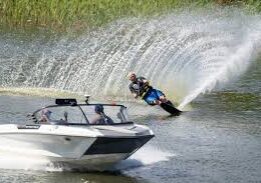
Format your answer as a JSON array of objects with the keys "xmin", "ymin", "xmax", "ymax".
[{"xmin": 84, "ymin": 135, "xmax": 154, "ymax": 155}]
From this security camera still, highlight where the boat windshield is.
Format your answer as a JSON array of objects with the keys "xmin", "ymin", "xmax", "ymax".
[
  {"xmin": 80, "ymin": 105, "xmax": 129, "ymax": 124},
  {"xmin": 33, "ymin": 104, "xmax": 129, "ymax": 125}
]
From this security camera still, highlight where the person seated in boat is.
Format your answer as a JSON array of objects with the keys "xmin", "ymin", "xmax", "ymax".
[
  {"xmin": 39, "ymin": 108, "xmax": 52, "ymax": 123},
  {"xmin": 90, "ymin": 104, "xmax": 114, "ymax": 125},
  {"xmin": 128, "ymin": 72, "xmax": 167, "ymax": 105}
]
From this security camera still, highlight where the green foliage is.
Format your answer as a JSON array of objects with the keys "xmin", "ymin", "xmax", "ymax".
[
  {"xmin": 0, "ymin": 0, "xmax": 260, "ymax": 31},
  {"xmin": 243, "ymin": 0, "xmax": 261, "ymax": 13}
]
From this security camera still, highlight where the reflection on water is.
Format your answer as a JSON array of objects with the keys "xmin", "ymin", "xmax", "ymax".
[{"xmin": 0, "ymin": 169, "xmax": 144, "ymax": 183}]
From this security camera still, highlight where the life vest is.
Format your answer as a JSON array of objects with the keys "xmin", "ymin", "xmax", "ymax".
[
  {"xmin": 130, "ymin": 77, "xmax": 152, "ymax": 97},
  {"xmin": 140, "ymin": 84, "xmax": 152, "ymax": 98}
]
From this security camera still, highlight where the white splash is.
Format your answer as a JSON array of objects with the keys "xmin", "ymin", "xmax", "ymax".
[
  {"xmin": 114, "ymin": 145, "xmax": 175, "ymax": 170},
  {"xmin": 178, "ymin": 37, "xmax": 258, "ymax": 109},
  {"xmin": 0, "ymin": 145, "xmax": 174, "ymax": 172},
  {"xmin": 0, "ymin": 9, "xmax": 260, "ymax": 107},
  {"xmin": 0, "ymin": 153, "xmax": 54, "ymax": 171},
  {"xmin": 129, "ymin": 145, "xmax": 174, "ymax": 164}
]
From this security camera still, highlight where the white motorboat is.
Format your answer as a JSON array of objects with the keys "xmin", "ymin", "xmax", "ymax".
[{"xmin": 0, "ymin": 98, "xmax": 154, "ymax": 170}]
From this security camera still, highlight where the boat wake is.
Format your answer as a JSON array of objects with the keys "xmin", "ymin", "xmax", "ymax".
[
  {"xmin": 0, "ymin": 152, "xmax": 55, "ymax": 171},
  {"xmin": 112, "ymin": 145, "xmax": 175, "ymax": 171},
  {"xmin": 0, "ymin": 145, "xmax": 174, "ymax": 172}
]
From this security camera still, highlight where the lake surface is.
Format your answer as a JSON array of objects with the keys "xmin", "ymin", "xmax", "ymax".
[{"xmin": 0, "ymin": 59, "xmax": 260, "ymax": 183}]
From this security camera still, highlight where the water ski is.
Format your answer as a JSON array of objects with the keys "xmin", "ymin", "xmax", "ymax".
[{"xmin": 160, "ymin": 101, "xmax": 182, "ymax": 116}]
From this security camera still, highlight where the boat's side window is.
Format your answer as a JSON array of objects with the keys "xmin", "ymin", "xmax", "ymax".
[
  {"xmin": 117, "ymin": 106, "xmax": 128, "ymax": 122},
  {"xmin": 117, "ymin": 112, "xmax": 124, "ymax": 122}
]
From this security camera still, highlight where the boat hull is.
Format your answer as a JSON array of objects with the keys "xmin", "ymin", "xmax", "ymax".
[{"xmin": 0, "ymin": 124, "xmax": 154, "ymax": 170}]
